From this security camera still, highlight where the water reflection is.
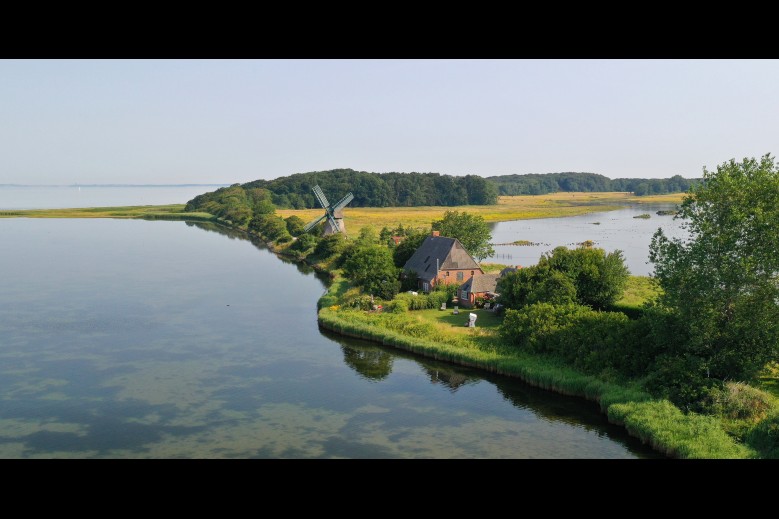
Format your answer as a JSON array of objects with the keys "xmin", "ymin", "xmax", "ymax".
[
  {"xmin": 186, "ymin": 220, "xmax": 319, "ymax": 277},
  {"xmin": 322, "ymin": 330, "xmax": 661, "ymax": 458},
  {"xmin": 341, "ymin": 343, "xmax": 394, "ymax": 381}
]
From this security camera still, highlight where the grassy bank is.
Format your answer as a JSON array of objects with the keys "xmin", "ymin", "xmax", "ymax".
[
  {"xmin": 317, "ymin": 299, "xmax": 753, "ymax": 458},
  {"xmin": 0, "ymin": 204, "xmax": 215, "ymax": 221}
]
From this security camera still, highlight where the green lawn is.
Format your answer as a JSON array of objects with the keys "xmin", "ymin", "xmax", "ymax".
[{"xmin": 411, "ymin": 307, "xmax": 503, "ymax": 332}]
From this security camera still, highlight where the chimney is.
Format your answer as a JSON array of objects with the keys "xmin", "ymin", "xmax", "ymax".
[{"xmin": 431, "ymin": 230, "xmax": 440, "ymax": 237}]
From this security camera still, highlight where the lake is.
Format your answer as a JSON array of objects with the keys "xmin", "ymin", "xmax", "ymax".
[
  {"xmin": 0, "ymin": 217, "xmax": 660, "ymax": 458},
  {"xmin": 486, "ymin": 203, "xmax": 687, "ymax": 276},
  {"xmin": 0, "ymin": 185, "xmax": 228, "ymax": 210}
]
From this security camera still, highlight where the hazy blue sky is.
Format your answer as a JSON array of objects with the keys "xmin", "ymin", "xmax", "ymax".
[{"xmin": 1, "ymin": 59, "xmax": 776, "ymax": 185}]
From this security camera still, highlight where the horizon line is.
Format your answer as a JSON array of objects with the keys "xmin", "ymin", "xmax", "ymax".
[{"xmin": 0, "ymin": 183, "xmax": 232, "ymax": 188}]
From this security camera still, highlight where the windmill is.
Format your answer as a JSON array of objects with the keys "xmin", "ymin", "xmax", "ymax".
[{"xmin": 303, "ymin": 185, "xmax": 354, "ymax": 236}]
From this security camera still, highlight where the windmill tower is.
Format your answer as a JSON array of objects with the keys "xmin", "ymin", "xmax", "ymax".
[{"xmin": 303, "ymin": 185, "xmax": 354, "ymax": 236}]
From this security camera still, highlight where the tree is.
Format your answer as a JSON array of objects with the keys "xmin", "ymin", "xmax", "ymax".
[
  {"xmin": 649, "ymin": 154, "xmax": 779, "ymax": 386},
  {"xmin": 342, "ymin": 245, "xmax": 401, "ymax": 300},
  {"xmin": 431, "ymin": 210, "xmax": 495, "ymax": 261},
  {"xmin": 392, "ymin": 227, "xmax": 428, "ymax": 268},
  {"xmin": 355, "ymin": 226, "xmax": 379, "ymax": 247},
  {"xmin": 284, "ymin": 215, "xmax": 306, "ymax": 236},
  {"xmin": 538, "ymin": 246, "xmax": 629, "ymax": 309}
]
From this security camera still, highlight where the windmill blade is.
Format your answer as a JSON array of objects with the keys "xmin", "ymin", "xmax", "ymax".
[
  {"xmin": 331, "ymin": 192, "xmax": 354, "ymax": 212},
  {"xmin": 303, "ymin": 214, "xmax": 327, "ymax": 232},
  {"xmin": 312, "ymin": 185, "xmax": 330, "ymax": 209}
]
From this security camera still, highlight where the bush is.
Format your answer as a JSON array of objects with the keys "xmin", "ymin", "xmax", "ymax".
[
  {"xmin": 383, "ymin": 298, "xmax": 409, "ymax": 313},
  {"xmin": 746, "ymin": 411, "xmax": 779, "ymax": 459},
  {"xmin": 703, "ymin": 382, "xmax": 775, "ymax": 423},
  {"xmin": 290, "ymin": 233, "xmax": 319, "ymax": 254},
  {"xmin": 501, "ymin": 302, "xmax": 648, "ymax": 378},
  {"xmin": 342, "ymin": 293, "xmax": 374, "ymax": 311},
  {"xmin": 249, "ymin": 213, "xmax": 291, "ymax": 242},
  {"xmin": 284, "ymin": 215, "xmax": 306, "ymax": 236},
  {"xmin": 427, "ymin": 290, "xmax": 449, "ymax": 310},
  {"xmin": 312, "ymin": 233, "xmax": 347, "ymax": 260}
]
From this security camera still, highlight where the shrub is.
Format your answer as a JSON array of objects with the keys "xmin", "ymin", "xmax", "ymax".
[
  {"xmin": 291, "ymin": 233, "xmax": 318, "ymax": 254},
  {"xmin": 313, "ymin": 232, "xmax": 347, "ymax": 260},
  {"xmin": 746, "ymin": 411, "xmax": 779, "ymax": 459},
  {"xmin": 384, "ymin": 298, "xmax": 409, "ymax": 313},
  {"xmin": 284, "ymin": 215, "xmax": 306, "ymax": 236},
  {"xmin": 428, "ymin": 290, "xmax": 449, "ymax": 310},
  {"xmin": 703, "ymin": 382, "xmax": 775, "ymax": 423}
]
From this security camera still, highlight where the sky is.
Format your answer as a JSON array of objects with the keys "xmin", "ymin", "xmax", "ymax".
[{"xmin": 1, "ymin": 59, "xmax": 776, "ymax": 185}]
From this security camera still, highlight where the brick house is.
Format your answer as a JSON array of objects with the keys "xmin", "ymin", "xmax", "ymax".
[
  {"xmin": 458, "ymin": 265, "xmax": 521, "ymax": 308},
  {"xmin": 457, "ymin": 273, "xmax": 500, "ymax": 307},
  {"xmin": 401, "ymin": 231, "xmax": 484, "ymax": 293}
]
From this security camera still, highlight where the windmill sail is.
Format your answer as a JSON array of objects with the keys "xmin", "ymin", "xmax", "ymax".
[
  {"xmin": 303, "ymin": 185, "xmax": 354, "ymax": 236},
  {"xmin": 332, "ymin": 192, "xmax": 354, "ymax": 213},
  {"xmin": 303, "ymin": 214, "xmax": 327, "ymax": 232}
]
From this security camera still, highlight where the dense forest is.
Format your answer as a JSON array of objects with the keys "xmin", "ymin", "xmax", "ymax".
[
  {"xmin": 243, "ymin": 169, "xmax": 499, "ymax": 208},
  {"xmin": 487, "ymin": 172, "xmax": 698, "ymax": 196},
  {"xmin": 185, "ymin": 169, "xmax": 700, "ymax": 223}
]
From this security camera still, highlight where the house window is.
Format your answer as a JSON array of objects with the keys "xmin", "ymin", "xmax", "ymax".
[
  {"xmin": 457, "ymin": 272, "xmax": 464, "ymax": 281},
  {"xmin": 446, "ymin": 271, "xmax": 450, "ymax": 277},
  {"xmin": 423, "ymin": 282, "xmax": 429, "ymax": 292},
  {"xmin": 471, "ymin": 271, "xmax": 475, "ymax": 276}
]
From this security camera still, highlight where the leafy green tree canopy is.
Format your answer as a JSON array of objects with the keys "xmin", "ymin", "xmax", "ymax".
[
  {"xmin": 392, "ymin": 228, "xmax": 429, "ymax": 268},
  {"xmin": 343, "ymin": 245, "xmax": 401, "ymax": 300},
  {"xmin": 431, "ymin": 210, "xmax": 495, "ymax": 261},
  {"xmin": 284, "ymin": 215, "xmax": 306, "ymax": 236},
  {"xmin": 649, "ymin": 154, "xmax": 779, "ymax": 382},
  {"xmin": 538, "ymin": 246, "xmax": 629, "ymax": 309}
]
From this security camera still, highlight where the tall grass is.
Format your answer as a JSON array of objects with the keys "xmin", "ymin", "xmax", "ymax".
[{"xmin": 608, "ymin": 400, "xmax": 755, "ymax": 459}]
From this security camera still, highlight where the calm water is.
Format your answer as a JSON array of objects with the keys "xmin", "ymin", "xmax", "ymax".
[
  {"xmin": 0, "ymin": 185, "xmax": 227, "ymax": 210},
  {"xmin": 0, "ymin": 217, "xmax": 660, "ymax": 458},
  {"xmin": 487, "ymin": 204, "xmax": 687, "ymax": 276}
]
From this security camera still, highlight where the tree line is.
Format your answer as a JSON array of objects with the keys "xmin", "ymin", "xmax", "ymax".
[
  {"xmin": 243, "ymin": 168, "xmax": 499, "ymax": 208},
  {"xmin": 487, "ymin": 172, "xmax": 698, "ymax": 196},
  {"xmin": 186, "ymin": 170, "xmax": 699, "ymax": 219}
]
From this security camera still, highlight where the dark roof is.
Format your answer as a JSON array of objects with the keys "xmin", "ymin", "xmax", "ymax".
[
  {"xmin": 402, "ymin": 235, "xmax": 481, "ymax": 282},
  {"xmin": 500, "ymin": 266, "xmax": 518, "ymax": 277},
  {"xmin": 460, "ymin": 273, "xmax": 499, "ymax": 294}
]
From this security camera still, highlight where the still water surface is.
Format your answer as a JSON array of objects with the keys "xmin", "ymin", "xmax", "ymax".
[
  {"xmin": 487, "ymin": 203, "xmax": 687, "ymax": 276},
  {"xmin": 0, "ymin": 218, "xmax": 660, "ymax": 458},
  {"xmin": 0, "ymin": 185, "xmax": 228, "ymax": 210}
]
